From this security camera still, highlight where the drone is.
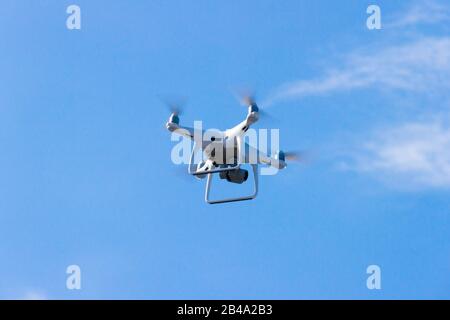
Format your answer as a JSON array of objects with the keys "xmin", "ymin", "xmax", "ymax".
[{"xmin": 165, "ymin": 95, "xmax": 299, "ymax": 204}]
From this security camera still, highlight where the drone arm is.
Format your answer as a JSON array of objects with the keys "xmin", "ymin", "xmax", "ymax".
[
  {"xmin": 261, "ymin": 154, "xmax": 287, "ymax": 169},
  {"xmin": 241, "ymin": 106, "xmax": 259, "ymax": 132},
  {"xmin": 248, "ymin": 145, "xmax": 286, "ymax": 169},
  {"xmin": 166, "ymin": 121, "xmax": 195, "ymax": 140},
  {"xmin": 225, "ymin": 106, "xmax": 260, "ymax": 140}
]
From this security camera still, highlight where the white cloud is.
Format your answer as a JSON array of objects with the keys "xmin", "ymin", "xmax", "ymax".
[
  {"xmin": 264, "ymin": 0, "xmax": 450, "ymax": 190},
  {"xmin": 263, "ymin": 1, "xmax": 450, "ymax": 106},
  {"xmin": 387, "ymin": 0, "xmax": 450, "ymax": 28},
  {"xmin": 264, "ymin": 37, "xmax": 450, "ymax": 106},
  {"xmin": 351, "ymin": 120, "xmax": 450, "ymax": 189}
]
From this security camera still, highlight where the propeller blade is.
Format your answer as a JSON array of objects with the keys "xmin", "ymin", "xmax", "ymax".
[
  {"xmin": 242, "ymin": 94, "xmax": 256, "ymax": 107},
  {"xmin": 285, "ymin": 153, "xmax": 300, "ymax": 162},
  {"xmin": 284, "ymin": 150, "xmax": 311, "ymax": 163},
  {"xmin": 160, "ymin": 95, "xmax": 187, "ymax": 115},
  {"xmin": 233, "ymin": 87, "xmax": 257, "ymax": 107},
  {"xmin": 232, "ymin": 88, "xmax": 277, "ymax": 123}
]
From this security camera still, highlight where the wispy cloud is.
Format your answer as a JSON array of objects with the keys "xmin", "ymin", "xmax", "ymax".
[
  {"xmin": 264, "ymin": 0, "xmax": 450, "ymax": 106},
  {"xmin": 349, "ymin": 120, "xmax": 450, "ymax": 189},
  {"xmin": 264, "ymin": 0, "xmax": 450, "ymax": 190},
  {"xmin": 264, "ymin": 37, "xmax": 450, "ymax": 106},
  {"xmin": 386, "ymin": 0, "xmax": 450, "ymax": 28}
]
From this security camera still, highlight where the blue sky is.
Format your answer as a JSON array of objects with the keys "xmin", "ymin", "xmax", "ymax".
[{"xmin": 1, "ymin": 0, "xmax": 450, "ymax": 299}]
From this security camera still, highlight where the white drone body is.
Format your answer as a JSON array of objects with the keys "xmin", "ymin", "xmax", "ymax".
[{"xmin": 166, "ymin": 100, "xmax": 290, "ymax": 204}]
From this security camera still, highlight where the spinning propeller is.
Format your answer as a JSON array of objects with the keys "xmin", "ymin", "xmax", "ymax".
[
  {"xmin": 161, "ymin": 96, "xmax": 187, "ymax": 125},
  {"xmin": 161, "ymin": 95, "xmax": 186, "ymax": 115},
  {"xmin": 233, "ymin": 89, "xmax": 275, "ymax": 122}
]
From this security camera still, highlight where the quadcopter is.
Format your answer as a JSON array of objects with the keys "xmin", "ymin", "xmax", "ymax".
[{"xmin": 165, "ymin": 95, "xmax": 298, "ymax": 204}]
